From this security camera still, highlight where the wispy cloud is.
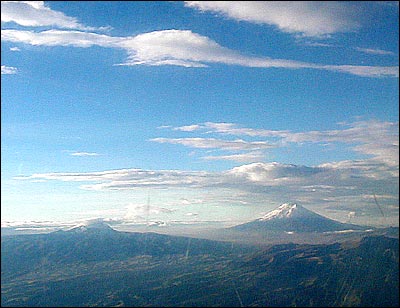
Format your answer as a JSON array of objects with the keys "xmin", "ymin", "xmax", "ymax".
[
  {"xmin": 1, "ymin": 1, "xmax": 108, "ymax": 31},
  {"xmin": 1, "ymin": 29, "xmax": 121, "ymax": 47},
  {"xmin": 302, "ymin": 41, "xmax": 337, "ymax": 48},
  {"xmin": 1, "ymin": 65, "xmax": 17, "ymax": 74},
  {"xmin": 124, "ymin": 203, "xmax": 175, "ymax": 221},
  {"xmin": 9, "ymin": 46, "xmax": 21, "ymax": 51},
  {"xmin": 355, "ymin": 47, "xmax": 395, "ymax": 56},
  {"xmin": 184, "ymin": 1, "xmax": 361, "ymax": 37},
  {"xmin": 156, "ymin": 120, "xmax": 399, "ymax": 167},
  {"xmin": 118, "ymin": 29, "xmax": 399, "ymax": 77},
  {"xmin": 319, "ymin": 64, "xmax": 399, "ymax": 77},
  {"xmin": 1, "ymin": 28, "xmax": 398, "ymax": 78},
  {"xmin": 151, "ymin": 137, "xmax": 275, "ymax": 151},
  {"xmin": 70, "ymin": 152, "xmax": 100, "ymax": 157},
  {"xmin": 15, "ymin": 168, "xmax": 219, "ymax": 190},
  {"xmin": 202, "ymin": 151, "xmax": 265, "ymax": 163},
  {"xmin": 151, "ymin": 136, "xmax": 272, "ymax": 163},
  {"xmin": 15, "ymin": 160, "xmax": 397, "ymax": 190},
  {"xmin": 173, "ymin": 124, "xmax": 201, "ymax": 132}
]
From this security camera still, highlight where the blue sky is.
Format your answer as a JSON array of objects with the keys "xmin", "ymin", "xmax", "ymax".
[{"xmin": 1, "ymin": 1, "xmax": 399, "ymax": 229}]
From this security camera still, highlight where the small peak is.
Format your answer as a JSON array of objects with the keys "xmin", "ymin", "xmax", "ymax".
[{"xmin": 280, "ymin": 202, "xmax": 300, "ymax": 208}]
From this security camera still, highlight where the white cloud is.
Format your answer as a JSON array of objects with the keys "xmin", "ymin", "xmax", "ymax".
[
  {"xmin": 151, "ymin": 137, "xmax": 275, "ymax": 151},
  {"xmin": 2, "ymin": 29, "xmax": 398, "ymax": 78},
  {"xmin": 164, "ymin": 120, "xmax": 399, "ymax": 167},
  {"xmin": 184, "ymin": 1, "xmax": 361, "ymax": 37},
  {"xmin": 9, "ymin": 46, "xmax": 21, "ymax": 51},
  {"xmin": 302, "ymin": 41, "xmax": 337, "ymax": 48},
  {"xmin": 355, "ymin": 47, "xmax": 395, "ymax": 55},
  {"xmin": 14, "ymin": 168, "xmax": 143, "ymax": 182},
  {"xmin": 1, "ymin": 219, "xmax": 73, "ymax": 228},
  {"xmin": 173, "ymin": 124, "xmax": 202, "ymax": 132},
  {"xmin": 284, "ymin": 120, "xmax": 399, "ymax": 167},
  {"xmin": 1, "ymin": 1, "xmax": 106, "ymax": 31},
  {"xmin": 70, "ymin": 152, "xmax": 100, "ymax": 157},
  {"xmin": 178, "ymin": 198, "xmax": 205, "ymax": 206},
  {"xmin": 118, "ymin": 30, "xmax": 398, "ymax": 77},
  {"xmin": 118, "ymin": 29, "xmax": 253, "ymax": 68},
  {"xmin": 124, "ymin": 203, "xmax": 175, "ymax": 221},
  {"xmin": 321, "ymin": 64, "xmax": 399, "ymax": 78},
  {"xmin": 15, "ymin": 149, "xmax": 398, "ymax": 196},
  {"xmin": 1, "ymin": 29, "xmax": 121, "ymax": 47},
  {"xmin": 318, "ymin": 159, "xmax": 398, "ymax": 180},
  {"xmin": 227, "ymin": 162, "xmax": 323, "ymax": 183},
  {"xmin": 15, "ymin": 168, "xmax": 221, "ymax": 191},
  {"xmin": 1, "ymin": 65, "xmax": 17, "ymax": 74},
  {"xmin": 202, "ymin": 122, "xmax": 290, "ymax": 137},
  {"xmin": 202, "ymin": 151, "xmax": 265, "ymax": 163}
]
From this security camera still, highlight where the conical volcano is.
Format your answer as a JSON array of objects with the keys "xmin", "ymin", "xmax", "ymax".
[
  {"xmin": 232, "ymin": 203, "xmax": 367, "ymax": 233},
  {"xmin": 63, "ymin": 219, "xmax": 116, "ymax": 234}
]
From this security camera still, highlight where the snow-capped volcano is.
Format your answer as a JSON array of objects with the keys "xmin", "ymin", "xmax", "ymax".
[
  {"xmin": 232, "ymin": 203, "xmax": 367, "ymax": 233},
  {"xmin": 63, "ymin": 219, "xmax": 116, "ymax": 234},
  {"xmin": 257, "ymin": 203, "xmax": 311, "ymax": 221}
]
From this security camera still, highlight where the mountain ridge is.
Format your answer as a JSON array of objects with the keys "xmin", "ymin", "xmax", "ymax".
[{"xmin": 2, "ymin": 233, "xmax": 398, "ymax": 307}]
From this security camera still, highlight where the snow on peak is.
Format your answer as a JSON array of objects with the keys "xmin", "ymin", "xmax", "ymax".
[
  {"xmin": 258, "ymin": 203, "xmax": 307, "ymax": 221},
  {"xmin": 65, "ymin": 219, "xmax": 115, "ymax": 233}
]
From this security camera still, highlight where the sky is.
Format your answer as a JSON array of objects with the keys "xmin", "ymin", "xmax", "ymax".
[{"xmin": 1, "ymin": 1, "xmax": 399, "ymax": 230}]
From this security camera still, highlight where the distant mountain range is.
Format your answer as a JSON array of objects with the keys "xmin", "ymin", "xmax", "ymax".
[
  {"xmin": 1, "ymin": 222, "xmax": 247, "ymax": 278},
  {"xmin": 232, "ymin": 203, "xmax": 370, "ymax": 233},
  {"xmin": 1, "ymin": 226, "xmax": 398, "ymax": 307}
]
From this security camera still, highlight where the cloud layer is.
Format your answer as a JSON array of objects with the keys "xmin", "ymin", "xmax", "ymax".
[
  {"xmin": 2, "ymin": 28, "xmax": 398, "ymax": 78},
  {"xmin": 16, "ymin": 119, "xmax": 399, "ymax": 224},
  {"xmin": 15, "ymin": 160, "xmax": 398, "ymax": 225},
  {"xmin": 2, "ymin": 2, "xmax": 398, "ymax": 80}
]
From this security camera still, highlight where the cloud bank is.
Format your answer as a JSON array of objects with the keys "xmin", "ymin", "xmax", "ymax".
[{"xmin": 15, "ymin": 160, "xmax": 398, "ymax": 225}]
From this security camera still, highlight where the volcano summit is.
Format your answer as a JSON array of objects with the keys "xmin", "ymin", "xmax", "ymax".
[{"xmin": 232, "ymin": 203, "xmax": 369, "ymax": 233}]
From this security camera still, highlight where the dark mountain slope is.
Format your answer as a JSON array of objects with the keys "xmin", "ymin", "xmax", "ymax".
[
  {"xmin": 1, "ymin": 223, "xmax": 249, "ymax": 280},
  {"xmin": 1, "ymin": 223, "xmax": 398, "ymax": 307}
]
